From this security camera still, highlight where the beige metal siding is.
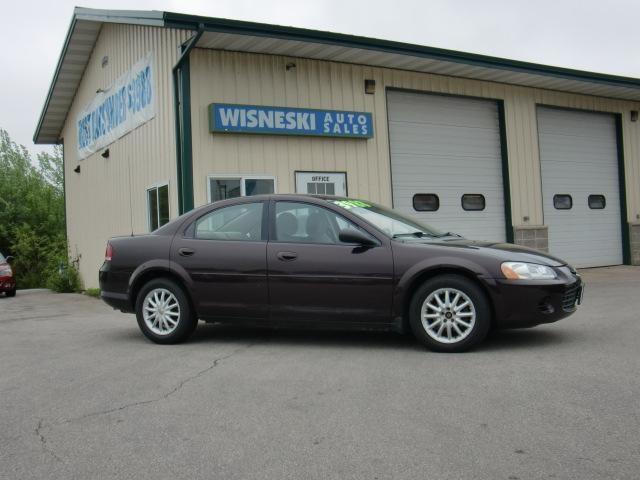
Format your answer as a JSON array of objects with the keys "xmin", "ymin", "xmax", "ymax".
[
  {"xmin": 61, "ymin": 24, "xmax": 191, "ymax": 288},
  {"xmin": 189, "ymin": 48, "xmax": 640, "ymax": 230}
]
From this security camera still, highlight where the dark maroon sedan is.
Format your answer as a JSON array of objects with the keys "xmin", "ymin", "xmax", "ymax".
[{"xmin": 99, "ymin": 195, "xmax": 583, "ymax": 352}]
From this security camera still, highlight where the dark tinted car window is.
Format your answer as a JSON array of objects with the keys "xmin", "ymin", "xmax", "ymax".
[
  {"xmin": 275, "ymin": 202, "xmax": 367, "ymax": 245},
  {"xmin": 413, "ymin": 194, "xmax": 439, "ymax": 212},
  {"xmin": 553, "ymin": 194, "xmax": 572, "ymax": 210},
  {"xmin": 195, "ymin": 203, "xmax": 263, "ymax": 241},
  {"xmin": 588, "ymin": 194, "xmax": 606, "ymax": 210},
  {"xmin": 461, "ymin": 194, "xmax": 485, "ymax": 211}
]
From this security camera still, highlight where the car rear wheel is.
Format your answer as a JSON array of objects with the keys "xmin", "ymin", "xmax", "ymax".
[
  {"xmin": 135, "ymin": 278, "xmax": 197, "ymax": 344},
  {"xmin": 409, "ymin": 275, "xmax": 491, "ymax": 352}
]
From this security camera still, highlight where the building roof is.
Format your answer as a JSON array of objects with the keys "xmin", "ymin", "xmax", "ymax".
[{"xmin": 34, "ymin": 6, "xmax": 640, "ymax": 144}]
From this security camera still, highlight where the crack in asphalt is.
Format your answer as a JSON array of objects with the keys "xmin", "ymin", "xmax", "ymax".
[
  {"xmin": 33, "ymin": 344, "xmax": 253, "ymax": 461},
  {"xmin": 67, "ymin": 343, "xmax": 253, "ymax": 424},
  {"xmin": 35, "ymin": 419, "xmax": 63, "ymax": 463}
]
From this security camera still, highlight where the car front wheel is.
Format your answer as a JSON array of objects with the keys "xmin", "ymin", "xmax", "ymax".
[
  {"xmin": 6, "ymin": 288, "xmax": 16, "ymax": 297},
  {"xmin": 135, "ymin": 278, "xmax": 197, "ymax": 344},
  {"xmin": 409, "ymin": 275, "xmax": 491, "ymax": 352}
]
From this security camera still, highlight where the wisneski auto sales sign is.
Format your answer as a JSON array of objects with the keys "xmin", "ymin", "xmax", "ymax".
[
  {"xmin": 76, "ymin": 52, "xmax": 155, "ymax": 159},
  {"xmin": 209, "ymin": 104, "xmax": 373, "ymax": 138}
]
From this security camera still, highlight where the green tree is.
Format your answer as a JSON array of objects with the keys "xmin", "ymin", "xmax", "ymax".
[{"xmin": 0, "ymin": 129, "xmax": 79, "ymax": 291}]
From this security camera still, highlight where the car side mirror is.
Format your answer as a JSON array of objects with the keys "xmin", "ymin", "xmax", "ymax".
[
  {"xmin": 5, "ymin": 256, "xmax": 14, "ymax": 264},
  {"xmin": 338, "ymin": 229, "xmax": 377, "ymax": 246}
]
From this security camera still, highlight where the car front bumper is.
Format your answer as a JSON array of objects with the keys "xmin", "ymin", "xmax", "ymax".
[{"xmin": 486, "ymin": 267, "xmax": 583, "ymax": 329}]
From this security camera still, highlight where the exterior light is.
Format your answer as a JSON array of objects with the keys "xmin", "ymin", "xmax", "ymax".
[
  {"xmin": 364, "ymin": 79, "xmax": 375, "ymax": 94},
  {"xmin": 101, "ymin": 149, "xmax": 110, "ymax": 158},
  {"xmin": 74, "ymin": 165, "xmax": 81, "ymax": 174},
  {"xmin": 285, "ymin": 62, "xmax": 296, "ymax": 71},
  {"xmin": 631, "ymin": 110, "xmax": 638, "ymax": 122}
]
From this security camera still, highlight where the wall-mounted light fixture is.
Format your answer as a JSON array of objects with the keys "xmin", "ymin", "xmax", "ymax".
[
  {"xmin": 631, "ymin": 110, "xmax": 638, "ymax": 122},
  {"xmin": 101, "ymin": 55, "xmax": 109, "ymax": 68},
  {"xmin": 285, "ymin": 62, "xmax": 296, "ymax": 71},
  {"xmin": 364, "ymin": 79, "xmax": 376, "ymax": 94},
  {"xmin": 96, "ymin": 88, "xmax": 106, "ymax": 94},
  {"xmin": 74, "ymin": 165, "xmax": 81, "ymax": 174},
  {"xmin": 101, "ymin": 148, "xmax": 110, "ymax": 159}
]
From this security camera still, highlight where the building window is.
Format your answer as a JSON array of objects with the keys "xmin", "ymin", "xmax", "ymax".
[
  {"xmin": 208, "ymin": 175, "xmax": 275, "ymax": 202},
  {"xmin": 413, "ymin": 194, "xmax": 439, "ymax": 212},
  {"xmin": 461, "ymin": 194, "xmax": 486, "ymax": 211},
  {"xmin": 553, "ymin": 194, "xmax": 573, "ymax": 210},
  {"xmin": 147, "ymin": 184, "xmax": 170, "ymax": 231},
  {"xmin": 588, "ymin": 194, "xmax": 606, "ymax": 210}
]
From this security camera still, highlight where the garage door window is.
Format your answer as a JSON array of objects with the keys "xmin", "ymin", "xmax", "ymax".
[
  {"xmin": 588, "ymin": 194, "xmax": 606, "ymax": 210},
  {"xmin": 147, "ymin": 184, "xmax": 170, "ymax": 232},
  {"xmin": 208, "ymin": 176, "xmax": 275, "ymax": 202},
  {"xmin": 553, "ymin": 194, "xmax": 573, "ymax": 210},
  {"xmin": 413, "ymin": 194, "xmax": 439, "ymax": 212},
  {"xmin": 461, "ymin": 194, "xmax": 485, "ymax": 211}
]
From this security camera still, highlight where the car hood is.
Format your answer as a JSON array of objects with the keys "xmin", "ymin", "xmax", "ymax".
[{"xmin": 409, "ymin": 238, "xmax": 567, "ymax": 267}]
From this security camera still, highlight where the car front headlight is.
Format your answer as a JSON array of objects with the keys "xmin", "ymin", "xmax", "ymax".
[{"xmin": 501, "ymin": 262, "xmax": 557, "ymax": 280}]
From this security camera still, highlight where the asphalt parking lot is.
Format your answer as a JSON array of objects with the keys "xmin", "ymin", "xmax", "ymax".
[{"xmin": 1, "ymin": 266, "xmax": 639, "ymax": 480}]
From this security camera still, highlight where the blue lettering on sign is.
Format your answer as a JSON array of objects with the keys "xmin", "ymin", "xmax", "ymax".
[
  {"xmin": 77, "ymin": 65, "xmax": 153, "ymax": 150},
  {"xmin": 209, "ymin": 104, "xmax": 373, "ymax": 138}
]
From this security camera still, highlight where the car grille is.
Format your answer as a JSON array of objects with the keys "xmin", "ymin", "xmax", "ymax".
[{"xmin": 562, "ymin": 282, "xmax": 580, "ymax": 312}]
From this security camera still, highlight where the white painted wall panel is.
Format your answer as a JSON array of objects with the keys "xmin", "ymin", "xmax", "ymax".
[
  {"xmin": 387, "ymin": 91, "xmax": 506, "ymax": 241},
  {"xmin": 538, "ymin": 107, "xmax": 623, "ymax": 267}
]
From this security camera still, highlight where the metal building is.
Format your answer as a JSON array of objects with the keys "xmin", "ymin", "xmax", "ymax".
[{"xmin": 34, "ymin": 8, "xmax": 640, "ymax": 288}]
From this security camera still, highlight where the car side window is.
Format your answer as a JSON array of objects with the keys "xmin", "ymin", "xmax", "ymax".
[
  {"xmin": 194, "ymin": 203, "xmax": 264, "ymax": 241},
  {"xmin": 274, "ymin": 202, "xmax": 370, "ymax": 245}
]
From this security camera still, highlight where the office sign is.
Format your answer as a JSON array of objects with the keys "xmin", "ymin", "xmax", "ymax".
[
  {"xmin": 77, "ymin": 52, "xmax": 155, "ymax": 159},
  {"xmin": 209, "ymin": 103, "xmax": 373, "ymax": 138}
]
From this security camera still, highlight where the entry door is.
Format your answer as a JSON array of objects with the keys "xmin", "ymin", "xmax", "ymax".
[
  {"xmin": 387, "ymin": 91, "xmax": 506, "ymax": 241},
  {"xmin": 172, "ymin": 202, "xmax": 269, "ymax": 320},
  {"xmin": 295, "ymin": 171, "xmax": 347, "ymax": 196},
  {"xmin": 267, "ymin": 200, "xmax": 393, "ymax": 325},
  {"xmin": 537, "ymin": 107, "xmax": 623, "ymax": 267}
]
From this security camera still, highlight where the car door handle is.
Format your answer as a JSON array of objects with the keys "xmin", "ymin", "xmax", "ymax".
[
  {"xmin": 178, "ymin": 248, "xmax": 195, "ymax": 257},
  {"xmin": 276, "ymin": 251, "xmax": 298, "ymax": 261}
]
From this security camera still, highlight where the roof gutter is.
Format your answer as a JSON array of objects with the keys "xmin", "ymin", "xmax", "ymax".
[
  {"xmin": 163, "ymin": 12, "xmax": 640, "ymax": 91},
  {"xmin": 173, "ymin": 26, "xmax": 203, "ymax": 214}
]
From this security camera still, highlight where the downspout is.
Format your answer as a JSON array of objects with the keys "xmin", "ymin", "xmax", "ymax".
[{"xmin": 173, "ymin": 25, "xmax": 204, "ymax": 214}]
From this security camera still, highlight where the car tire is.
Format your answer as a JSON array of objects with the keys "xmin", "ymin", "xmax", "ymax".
[
  {"xmin": 6, "ymin": 288, "xmax": 16, "ymax": 297},
  {"xmin": 135, "ymin": 278, "xmax": 197, "ymax": 344},
  {"xmin": 409, "ymin": 275, "xmax": 491, "ymax": 353}
]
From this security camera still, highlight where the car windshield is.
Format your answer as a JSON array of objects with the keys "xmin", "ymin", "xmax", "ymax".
[{"xmin": 328, "ymin": 199, "xmax": 443, "ymax": 238}]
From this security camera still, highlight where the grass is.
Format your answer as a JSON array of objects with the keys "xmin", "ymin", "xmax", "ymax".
[{"xmin": 84, "ymin": 288, "xmax": 101, "ymax": 298}]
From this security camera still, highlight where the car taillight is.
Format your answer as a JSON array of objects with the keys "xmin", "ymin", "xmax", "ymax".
[{"xmin": 105, "ymin": 243, "xmax": 113, "ymax": 262}]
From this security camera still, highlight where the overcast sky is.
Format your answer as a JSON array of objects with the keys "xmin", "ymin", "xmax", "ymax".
[{"xmin": 1, "ymin": 0, "xmax": 639, "ymax": 158}]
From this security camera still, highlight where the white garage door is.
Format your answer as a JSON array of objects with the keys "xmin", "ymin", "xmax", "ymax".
[
  {"xmin": 537, "ymin": 107, "xmax": 623, "ymax": 267},
  {"xmin": 387, "ymin": 91, "xmax": 506, "ymax": 241}
]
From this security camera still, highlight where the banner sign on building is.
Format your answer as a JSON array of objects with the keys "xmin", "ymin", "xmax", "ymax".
[
  {"xmin": 76, "ymin": 52, "xmax": 155, "ymax": 159},
  {"xmin": 209, "ymin": 103, "xmax": 373, "ymax": 138}
]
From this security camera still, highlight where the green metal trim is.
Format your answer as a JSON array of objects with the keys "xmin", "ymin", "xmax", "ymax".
[
  {"xmin": 614, "ymin": 114, "xmax": 632, "ymax": 265},
  {"xmin": 497, "ymin": 101, "xmax": 514, "ymax": 243},
  {"xmin": 163, "ymin": 12, "xmax": 640, "ymax": 91},
  {"xmin": 173, "ymin": 29, "xmax": 203, "ymax": 214}
]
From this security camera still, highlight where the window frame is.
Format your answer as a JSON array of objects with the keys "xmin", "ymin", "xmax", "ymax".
[
  {"xmin": 146, "ymin": 181, "xmax": 170, "ymax": 232},
  {"xmin": 461, "ymin": 193, "xmax": 486, "ymax": 212},
  {"xmin": 553, "ymin": 194, "xmax": 573, "ymax": 210},
  {"xmin": 588, "ymin": 194, "xmax": 606, "ymax": 210},
  {"xmin": 413, "ymin": 193, "xmax": 440, "ymax": 212},
  {"xmin": 184, "ymin": 200, "xmax": 268, "ymax": 242},
  {"xmin": 269, "ymin": 200, "xmax": 380, "ymax": 246},
  {"xmin": 206, "ymin": 174, "xmax": 277, "ymax": 203}
]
